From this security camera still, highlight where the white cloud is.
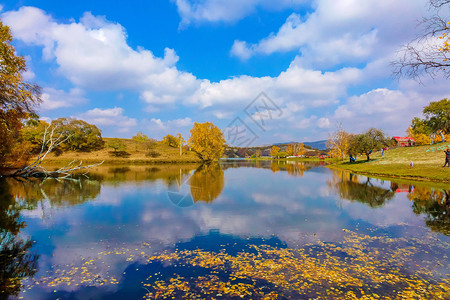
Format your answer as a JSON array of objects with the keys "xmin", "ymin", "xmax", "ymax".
[
  {"xmin": 173, "ymin": 0, "xmax": 307, "ymax": 27},
  {"xmin": 317, "ymin": 117, "xmax": 330, "ymax": 128},
  {"xmin": 333, "ymin": 88, "xmax": 426, "ymax": 135},
  {"xmin": 148, "ymin": 117, "xmax": 193, "ymax": 129},
  {"xmin": 78, "ymin": 107, "xmax": 137, "ymax": 130},
  {"xmin": 188, "ymin": 64, "xmax": 360, "ymax": 110},
  {"xmin": 230, "ymin": 0, "xmax": 428, "ymax": 68},
  {"xmin": 40, "ymin": 88, "xmax": 87, "ymax": 111},
  {"xmin": 2, "ymin": 7, "xmax": 200, "ymax": 107},
  {"xmin": 141, "ymin": 117, "xmax": 194, "ymax": 139}
]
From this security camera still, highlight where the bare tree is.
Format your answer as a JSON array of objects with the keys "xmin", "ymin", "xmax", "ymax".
[
  {"xmin": 8, "ymin": 125, "xmax": 102, "ymax": 178},
  {"xmin": 392, "ymin": 0, "xmax": 450, "ymax": 80}
]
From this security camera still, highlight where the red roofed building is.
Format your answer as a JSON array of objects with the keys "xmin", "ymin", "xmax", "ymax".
[{"xmin": 392, "ymin": 136, "xmax": 415, "ymax": 147}]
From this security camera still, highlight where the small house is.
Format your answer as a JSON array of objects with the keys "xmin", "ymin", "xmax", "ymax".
[{"xmin": 392, "ymin": 136, "xmax": 415, "ymax": 147}]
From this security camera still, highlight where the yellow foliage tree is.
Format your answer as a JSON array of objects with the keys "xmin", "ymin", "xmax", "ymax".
[
  {"xmin": 297, "ymin": 143, "xmax": 306, "ymax": 156},
  {"xmin": 162, "ymin": 134, "xmax": 179, "ymax": 148},
  {"xmin": 188, "ymin": 122, "xmax": 226, "ymax": 162},
  {"xmin": 286, "ymin": 144, "xmax": 294, "ymax": 156},
  {"xmin": 406, "ymin": 127, "xmax": 430, "ymax": 145},
  {"xmin": 286, "ymin": 142, "xmax": 306, "ymax": 156},
  {"xmin": 0, "ymin": 21, "xmax": 41, "ymax": 167},
  {"xmin": 327, "ymin": 125, "xmax": 351, "ymax": 160},
  {"xmin": 270, "ymin": 146, "xmax": 280, "ymax": 157}
]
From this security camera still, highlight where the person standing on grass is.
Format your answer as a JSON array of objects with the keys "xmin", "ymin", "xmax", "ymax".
[{"xmin": 443, "ymin": 149, "xmax": 450, "ymax": 167}]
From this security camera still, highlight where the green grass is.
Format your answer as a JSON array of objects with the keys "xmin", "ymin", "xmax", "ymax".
[
  {"xmin": 40, "ymin": 138, "xmax": 202, "ymax": 168},
  {"xmin": 329, "ymin": 143, "xmax": 450, "ymax": 183}
]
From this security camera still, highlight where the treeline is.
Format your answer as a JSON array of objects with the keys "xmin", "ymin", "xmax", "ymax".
[
  {"xmin": 328, "ymin": 99, "xmax": 450, "ymax": 162},
  {"xmin": 22, "ymin": 118, "xmax": 104, "ymax": 154},
  {"xmin": 408, "ymin": 99, "xmax": 450, "ymax": 145},
  {"xmin": 328, "ymin": 127, "xmax": 393, "ymax": 162}
]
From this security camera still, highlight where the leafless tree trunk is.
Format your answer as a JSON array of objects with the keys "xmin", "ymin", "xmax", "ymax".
[
  {"xmin": 8, "ymin": 125, "xmax": 103, "ymax": 178},
  {"xmin": 392, "ymin": 0, "xmax": 450, "ymax": 80}
]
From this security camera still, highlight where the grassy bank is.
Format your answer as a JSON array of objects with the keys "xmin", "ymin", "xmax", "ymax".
[
  {"xmin": 328, "ymin": 143, "xmax": 450, "ymax": 183},
  {"xmin": 40, "ymin": 137, "xmax": 202, "ymax": 168}
]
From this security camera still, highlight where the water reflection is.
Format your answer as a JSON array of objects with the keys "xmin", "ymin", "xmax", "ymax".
[
  {"xmin": 190, "ymin": 163, "xmax": 224, "ymax": 203},
  {"xmin": 221, "ymin": 160, "xmax": 314, "ymax": 177},
  {"xmin": 408, "ymin": 187, "xmax": 450, "ymax": 235},
  {"xmin": 328, "ymin": 171, "xmax": 395, "ymax": 207},
  {"xmin": 0, "ymin": 161, "xmax": 449, "ymax": 299},
  {"xmin": 0, "ymin": 180, "xmax": 38, "ymax": 299}
]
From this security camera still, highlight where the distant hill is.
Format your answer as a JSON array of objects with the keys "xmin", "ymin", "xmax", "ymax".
[
  {"xmin": 303, "ymin": 140, "xmax": 328, "ymax": 150},
  {"xmin": 275, "ymin": 140, "xmax": 328, "ymax": 150}
]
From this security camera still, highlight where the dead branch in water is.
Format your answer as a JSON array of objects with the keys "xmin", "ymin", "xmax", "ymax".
[{"xmin": 5, "ymin": 125, "xmax": 103, "ymax": 178}]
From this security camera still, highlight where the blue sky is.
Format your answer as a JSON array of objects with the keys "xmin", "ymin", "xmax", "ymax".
[{"xmin": 2, "ymin": 0, "xmax": 450, "ymax": 145}]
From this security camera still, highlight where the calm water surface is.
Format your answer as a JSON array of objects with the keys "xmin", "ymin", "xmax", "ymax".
[{"xmin": 1, "ymin": 161, "xmax": 449, "ymax": 299}]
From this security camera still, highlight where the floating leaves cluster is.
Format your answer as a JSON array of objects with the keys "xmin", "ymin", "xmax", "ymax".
[{"xmin": 15, "ymin": 230, "xmax": 450, "ymax": 299}]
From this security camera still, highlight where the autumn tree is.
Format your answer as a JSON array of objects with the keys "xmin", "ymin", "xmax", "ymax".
[
  {"xmin": 255, "ymin": 149, "xmax": 262, "ymax": 157},
  {"xmin": 348, "ymin": 128, "xmax": 390, "ymax": 161},
  {"xmin": 20, "ymin": 119, "xmax": 49, "ymax": 152},
  {"xmin": 287, "ymin": 142, "xmax": 306, "ymax": 156},
  {"xmin": 49, "ymin": 118, "xmax": 104, "ymax": 151},
  {"xmin": 108, "ymin": 138, "xmax": 126, "ymax": 155},
  {"xmin": 132, "ymin": 132, "xmax": 149, "ymax": 143},
  {"xmin": 270, "ymin": 146, "xmax": 280, "ymax": 158},
  {"xmin": 409, "ymin": 99, "xmax": 450, "ymax": 143},
  {"xmin": 162, "ymin": 134, "xmax": 179, "ymax": 148},
  {"xmin": 406, "ymin": 126, "xmax": 431, "ymax": 145},
  {"xmin": 327, "ymin": 124, "xmax": 351, "ymax": 160},
  {"xmin": 188, "ymin": 122, "xmax": 226, "ymax": 162},
  {"xmin": 286, "ymin": 144, "xmax": 294, "ymax": 156},
  {"xmin": 0, "ymin": 21, "xmax": 41, "ymax": 167},
  {"xmin": 393, "ymin": 0, "xmax": 450, "ymax": 79}
]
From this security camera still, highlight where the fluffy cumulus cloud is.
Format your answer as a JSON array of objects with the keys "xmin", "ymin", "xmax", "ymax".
[
  {"xmin": 142, "ymin": 117, "xmax": 193, "ymax": 139},
  {"xmin": 40, "ymin": 88, "xmax": 87, "ymax": 110},
  {"xmin": 189, "ymin": 63, "xmax": 360, "ymax": 111},
  {"xmin": 231, "ymin": 0, "xmax": 428, "ymax": 68},
  {"xmin": 78, "ymin": 107, "xmax": 137, "ymax": 132},
  {"xmin": 173, "ymin": 0, "xmax": 307, "ymax": 26},
  {"xmin": 2, "ymin": 7, "xmax": 199, "ymax": 107},
  {"xmin": 333, "ymin": 88, "xmax": 425, "ymax": 134}
]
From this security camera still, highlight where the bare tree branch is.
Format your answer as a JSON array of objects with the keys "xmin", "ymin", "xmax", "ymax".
[
  {"xmin": 392, "ymin": 0, "xmax": 450, "ymax": 80},
  {"xmin": 7, "ymin": 124, "xmax": 103, "ymax": 178}
]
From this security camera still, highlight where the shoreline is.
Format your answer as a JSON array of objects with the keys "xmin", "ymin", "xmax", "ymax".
[{"xmin": 327, "ymin": 162, "xmax": 450, "ymax": 184}]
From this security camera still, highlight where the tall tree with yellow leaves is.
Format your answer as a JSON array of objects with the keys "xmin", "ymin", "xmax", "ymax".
[
  {"xmin": 287, "ymin": 142, "xmax": 306, "ymax": 156},
  {"xmin": 327, "ymin": 124, "xmax": 351, "ymax": 160},
  {"xmin": 270, "ymin": 146, "xmax": 280, "ymax": 158},
  {"xmin": 188, "ymin": 122, "xmax": 226, "ymax": 162},
  {"xmin": 0, "ymin": 21, "xmax": 41, "ymax": 167}
]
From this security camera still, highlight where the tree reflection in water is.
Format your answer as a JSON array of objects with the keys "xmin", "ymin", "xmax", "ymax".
[
  {"xmin": 270, "ymin": 161, "xmax": 308, "ymax": 176},
  {"xmin": 6, "ymin": 177, "xmax": 101, "ymax": 210},
  {"xmin": 408, "ymin": 187, "xmax": 450, "ymax": 236},
  {"xmin": 190, "ymin": 163, "xmax": 224, "ymax": 203},
  {"xmin": 328, "ymin": 171, "xmax": 395, "ymax": 207},
  {"xmin": 0, "ymin": 180, "xmax": 38, "ymax": 299},
  {"xmin": 330, "ymin": 170, "xmax": 450, "ymax": 235}
]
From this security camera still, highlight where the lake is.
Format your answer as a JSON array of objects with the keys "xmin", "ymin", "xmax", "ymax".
[{"xmin": 1, "ymin": 161, "xmax": 449, "ymax": 299}]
